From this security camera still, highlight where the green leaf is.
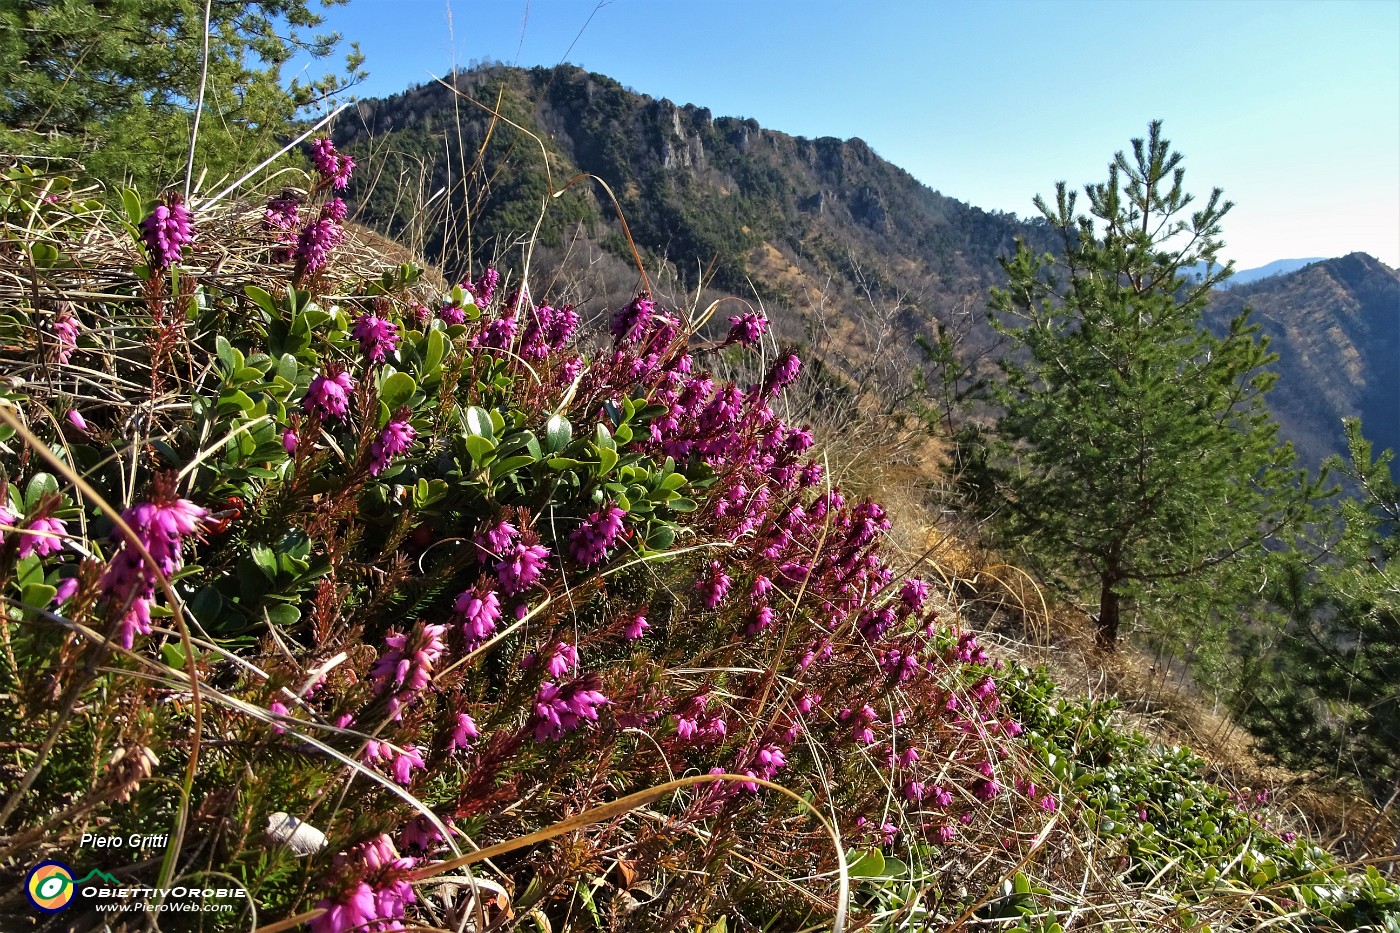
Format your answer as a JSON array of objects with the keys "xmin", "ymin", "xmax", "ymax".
[
  {"xmin": 276, "ymin": 353, "xmax": 299, "ymax": 382},
  {"xmin": 423, "ymin": 327, "xmax": 446, "ymax": 375},
  {"xmin": 121, "ymin": 188, "xmax": 144, "ymax": 227},
  {"xmin": 21, "ymin": 582, "xmax": 56, "ymax": 609},
  {"xmin": 848, "ymin": 849, "xmax": 886, "ymax": 878},
  {"xmin": 161, "ymin": 642, "xmax": 187, "ymax": 671},
  {"xmin": 464, "ymin": 405, "xmax": 494, "ymax": 439},
  {"xmin": 645, "ymin": 526, "xmax": 675, "ymax": 549},
  {"xmin": 216, "ymin": 335, "xmax": 236, "ymax": 370},
  {"xmin": 669, "ymin": 497, "xmax": 698, "ymax": 513},
  {"xmin": 545, "ymin": 414, "xmax": 572, "ymax": 452},
  {"xmin": 24, "ymin": 472, "xmax": 58, "ymax": 508},
  {"xmin": 660, "ymin": 472, "xmax": 688, "ymax": 492},
  {"xmin": 379, "ymin": 371, "xmax": 417, "ymax": 410},
  {"xmin": 250, "ymin": 544, "xmax": 278, "ymax": 581},
  {"xmin": 597, "ymin": 446, "xmax": 619, "ymax": 476},
  {"xmin": 464, "ymin": 434, "xmax": 495, "ymax": 466},
  {"xmin": 489, "ymin": 455, "xmax": 537, "ymax": 482},
  {"xmin": 264, "ymin": 604, "xmax": 301, "ymax": 627},
  {"xmin": 244, "ymin": 284, "xmax": 277, "ymax": 317}
]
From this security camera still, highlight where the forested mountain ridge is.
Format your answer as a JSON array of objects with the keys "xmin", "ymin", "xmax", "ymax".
[
  {"xmin": 334, "ymin": 62, "xmax": 1045, "ymax": 375},
  {"xmin": 1208, "ymin": 253, "xmax": 1400, "ymax": 469},
  {"xmin": 335, "ymin": 63, "xmax": 1397, "ymax": 471}
]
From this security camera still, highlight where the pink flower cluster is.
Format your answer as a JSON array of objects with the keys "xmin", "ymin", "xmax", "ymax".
[
  {"xmin": 305, "ymin": 366, "xmax": 356, "ymax": 422},
  {"xmin": 0, "ymin": 499, "xmax": 67, "ymax": 560},
  {"xmin": 352, "ymin": 313, "xmax": 400, "ymax": 363},
  {"xmin": 310, "ymin": 137, "xmax": 356, "ymax": 191},
  {"xmin": 532, "ymin": 673, "xmax": 609, "ymax": 742},
  {"xmin": 369, "ymin": 411, "xmax": 416, "ymax": 476},
  {"xmin": 370, "ymin": 622, "xmax": 446, "ymax": 718},
  {"xmin": 98, "ymin": 483, "xmax": 207, "ymax": 648},
  {"xmin": 140, "ymin": 194, "xmax": 194, "ymax": 269},
  {"xmin": 310, "ymin": 835, "xmax": 416, "ymax": 933},
  {"xmin": 568, "ymin": 505, "xmax": 625, "ymax": 566}
]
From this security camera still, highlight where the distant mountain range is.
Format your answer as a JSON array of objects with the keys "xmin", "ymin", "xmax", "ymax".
[
  {"xmin": 335, "ymin": 64, "xmax": 1399, "ymax": 472},
  {"xmin": 1227, "ymin": 258, "xmax": 1328, "ymax": 287}
]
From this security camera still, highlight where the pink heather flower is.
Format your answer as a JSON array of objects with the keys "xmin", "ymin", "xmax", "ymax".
[
  {"xmin": 321, "ymin": 198, "xmax": 349, "ymax": 223},
  {"xmin": 971, "ymin": 778, "xmax": 1002, "ymax": 801},
  {"xmin": 475, "ymin": 518, "xmax": 519, "ymax": 560},
  {"xmin": 610, "ymin": 295, "xmax": 655, "ymax": 346},
  {"xmin": 449, "ymin": 713, "xmax": 479, "ymax": 752},
  {"xmin": 18, "ymin": 515, "xmax": 66, "ymax": 559},
  {"xmin": 268, "ymin": 700, "xmax": 289, "ymax": 735},
  {"xmin": 532, "ymin": 677, "xmax": 609, "ymax": 742},
  {"xmin": 311, "ymin": 882, "xmax": 378, "ymax": 933},
  {"xmin": 400, "ymin": 816, "xmax": 444, "ymax": 853},
  {"xmin": 364, "ymin": 741, "xmax": 426, "ymax": 785},
  {"xmin": 1281, "ymin": 831, "xmax": 1297, "ymax": 843},
  {"xmin": 438, "ymin": 300, "xmax": 467, "ymax": 326},
  {"xmin": 838, "ymin": 705, "xmax": 879, "ymax": 745},
  {"xmin": 282, "ymin": 429, "xmax": 298, "ymax": 453},
  {"xmin": 904, "ymin": 780, "xmax": 926, "ymax": 802},
  {"xmin": 898, "ymin": 747, "xmax": 920, "ymax": 768},
  {"xmin": 763, "ymin": 352, "xmax": 801, "ymax": 395},
  {"xmin": 52, "ymin": 310, "xmax": 80, "ymax": 363},
  {"xmin": 725, "ymin": 311, "xmax": 768, "ymax": 346},
  {"xmin": 495, "ymin": 538, "xmax": 550, "ymax": 595},
  {"xmin": 0, "ymin": 503, "xmax": 16, "ymax": 547},
  {"xmin": 455, "ymin": 580, "xmax": 501, "ymax": 644},
  {"xmin": 370, "ymin": 413, "xmax": 416, "ymax": 476},
  {"xmin": 1039, "ymin": 794, "xmax": 1058, "ymax": 812},
  {"xmin": 796, "ymin": 692, "xmax": 821, "ymax": 715},
  {"xmin": 294, "ymin": 218, "xmax": 344, "ymax": 274},
  {"xmin": 696, "ymin": 560, "xmax": 732, "ymax": 609},
  {"xmin": 930, "ymin": 785, "xmax": 954, "ymax": 808},
  {"xmin": 98, "ymin": 487, "xmax": 207, "ymax": 648},
  {"xmin": 370, "ymin": 622, "xmax": 446, "ymax": 717},
  {"xmin": 745, "ymin": 604, "xmax": 775, "ymax": 636},
  {"xmin": 1004, "ymin": 720, "xmax": 1024, "ymax": 737},
  {"xmin": 52, "ymin": 577, "xmax": 79, "ymax": 605},
  {"xmin": 546, "ymin": 642, "xmax": 579, "ymax": 679},
  {"xmin": 139, "ymin": 195, "xmax": 194, "ymax": 269},
  {"xmin": 66, "ymin": 409, "xmax": 87, "ymax": 432},
  {"xmin": 309, "ymin": 137, "xmax": 355, "ymax": 190},
  {"xmin": 624, "ymin": 613, "xmax": 649, "ymax": 640},
  {"xmin": 568, "ymin": 505, "xmax": 625, "ymax": 566},
  {"xmin": 304, "ymin": 368, "xmax": 355, "ymax": 422},
  {"xmin": 936, "ymin": 824, "xmax": 957, "ymax": 844},
  {"xmin": 352, "ymin": 313, "xmax": 400, "ymax": 363},
  {"xmin": 473, "ymin": 268, "xmax": 500, "ymax": 307},
  {"xmin": 900, "ymin": 578, "xmax": 931, "ymax": 614},
  {"xmin": 263, "ymin": 194, "xmax": 300, "ymax": 231}
]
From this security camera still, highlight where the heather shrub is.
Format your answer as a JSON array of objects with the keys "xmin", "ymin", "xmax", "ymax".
[{"xmin": 0, "ymin": 149, "xmax": 1050, "ymax": 931}]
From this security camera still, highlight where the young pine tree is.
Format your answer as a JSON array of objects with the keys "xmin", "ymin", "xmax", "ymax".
[
  {"xmin": 1253, "ymin": 419, "xmax": 1399, "ymax": 801},
  {"xmin": 983, "ymin": 121, "xmax": 1312, "ymax": 648}
]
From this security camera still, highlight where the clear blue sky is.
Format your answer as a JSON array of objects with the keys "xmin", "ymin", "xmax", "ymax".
[{"xmin": 289, "ymin": 0, "xmax": 1400, "ymax": 269}]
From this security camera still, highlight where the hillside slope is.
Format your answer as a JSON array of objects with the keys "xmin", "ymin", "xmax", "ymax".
[{"xmin": 1208, "ymin": 253, "xmax": 1400, "ymax": 467}]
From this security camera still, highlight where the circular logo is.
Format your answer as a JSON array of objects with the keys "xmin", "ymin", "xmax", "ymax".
[{"xmin": 25, "ymin": 861, "xmax": 75, "ymax": 913}]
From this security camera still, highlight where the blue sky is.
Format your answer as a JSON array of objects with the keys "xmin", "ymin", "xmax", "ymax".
[{"xmin": 289, "ymin": 0, "xmax": 1400, "ymax": 269}]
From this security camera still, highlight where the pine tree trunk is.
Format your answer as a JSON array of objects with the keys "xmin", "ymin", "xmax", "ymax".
[{"xmin": 1097, "ymin": 575, "xmax": 1121, "ymax": 649}]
